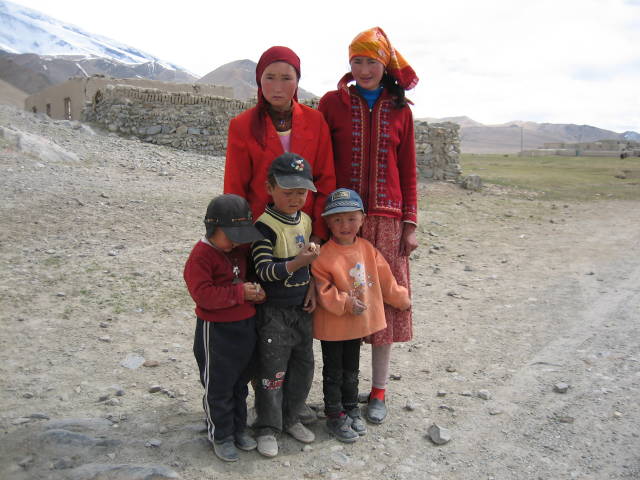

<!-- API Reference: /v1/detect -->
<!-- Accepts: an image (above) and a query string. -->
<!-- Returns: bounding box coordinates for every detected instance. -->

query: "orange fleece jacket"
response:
[312,237,410,341]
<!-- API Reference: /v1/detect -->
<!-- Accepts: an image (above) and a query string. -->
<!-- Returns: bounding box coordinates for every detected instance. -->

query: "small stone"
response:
[426,424,451,445]
[106,453,116,460]
[390,373,402,380]
[477,389,491,400]
[98,394,110,402]
[45,249,56,254]
[404,399,416,411]
[282,460,291,467]
[613,411,623,419]
[99,336,111,343]
[114,389,125,397]
[108,251,118,256]
[554,382,570,393]
[53,456,74,470]
[436,390,447,397]
[23,392,34,399]
[56,292,66,297]
[121,354,145,369]
[99,322,109,328]
[146,438,162,447]
[557,415,575,423]
[149,385,162,393]
[489,408,503,416]
[105,398,120,406]
[464,265,473,271]
[439,404,455,412]
[302,444,313,452]
[460,391,472,397]
[445,366,457,373]
[29,413,49,420]
[159,426,168,434]
[143,360,160,368]
[18,456,34,468]
[12,417,32,425]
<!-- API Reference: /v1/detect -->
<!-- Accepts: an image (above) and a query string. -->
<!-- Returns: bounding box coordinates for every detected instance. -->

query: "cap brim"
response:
[274,175,317,192]
[321,206,365,216]
[221,224,264,244]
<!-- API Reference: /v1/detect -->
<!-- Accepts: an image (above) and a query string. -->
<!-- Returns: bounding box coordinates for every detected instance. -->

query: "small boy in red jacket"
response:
[183,194,265,463]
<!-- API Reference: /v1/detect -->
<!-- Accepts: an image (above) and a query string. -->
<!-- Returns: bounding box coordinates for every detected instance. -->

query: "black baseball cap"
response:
[268,152,317,192]
[204,194,264,244]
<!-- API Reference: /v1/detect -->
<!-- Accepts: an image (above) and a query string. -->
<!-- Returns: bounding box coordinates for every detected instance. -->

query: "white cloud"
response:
[9,0,640,131]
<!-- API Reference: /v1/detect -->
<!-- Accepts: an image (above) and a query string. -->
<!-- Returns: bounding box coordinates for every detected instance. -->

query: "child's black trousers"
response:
[193,316,256,442]
[320,338,361,417]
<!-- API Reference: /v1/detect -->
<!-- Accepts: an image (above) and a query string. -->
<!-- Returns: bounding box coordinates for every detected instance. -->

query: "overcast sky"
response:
[12,0,640,132]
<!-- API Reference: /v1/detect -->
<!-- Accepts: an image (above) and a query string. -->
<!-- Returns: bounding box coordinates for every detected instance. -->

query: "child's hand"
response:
[297,243,320,265]
[243,282,263,302]
[303,281,316,313]
[287,243,320,272]
[347,296,367,315]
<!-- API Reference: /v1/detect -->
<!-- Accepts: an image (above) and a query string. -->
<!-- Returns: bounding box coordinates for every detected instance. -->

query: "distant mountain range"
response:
[1,0,635,153]
[419,116,640,153]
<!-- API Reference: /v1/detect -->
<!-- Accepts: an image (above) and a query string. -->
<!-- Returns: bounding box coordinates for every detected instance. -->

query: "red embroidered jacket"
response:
[318,86,417,224]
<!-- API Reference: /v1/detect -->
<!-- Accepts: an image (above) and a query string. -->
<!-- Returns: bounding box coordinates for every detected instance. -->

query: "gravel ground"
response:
[1,104,639,480]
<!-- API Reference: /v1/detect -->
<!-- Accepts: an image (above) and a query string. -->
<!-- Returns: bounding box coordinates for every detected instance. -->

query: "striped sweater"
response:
[252,205,312,306]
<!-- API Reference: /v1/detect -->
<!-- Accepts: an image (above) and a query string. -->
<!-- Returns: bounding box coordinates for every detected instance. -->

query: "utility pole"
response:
[520,125,524,153]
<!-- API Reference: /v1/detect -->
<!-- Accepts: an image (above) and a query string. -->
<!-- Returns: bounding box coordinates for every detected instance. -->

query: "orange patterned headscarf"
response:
[348,26,418,90]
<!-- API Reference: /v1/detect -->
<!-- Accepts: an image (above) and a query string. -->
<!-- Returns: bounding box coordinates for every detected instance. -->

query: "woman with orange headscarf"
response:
[318,27,419,426]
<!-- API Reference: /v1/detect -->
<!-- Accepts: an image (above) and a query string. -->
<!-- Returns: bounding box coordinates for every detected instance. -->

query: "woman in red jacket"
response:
[224,46,336,242]
[318,27,419,425]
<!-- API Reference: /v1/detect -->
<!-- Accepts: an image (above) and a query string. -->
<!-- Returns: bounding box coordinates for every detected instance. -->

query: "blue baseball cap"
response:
[322,188,365,216]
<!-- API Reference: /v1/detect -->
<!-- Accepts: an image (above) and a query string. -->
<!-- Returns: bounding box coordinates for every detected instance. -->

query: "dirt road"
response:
[1,105,638,479]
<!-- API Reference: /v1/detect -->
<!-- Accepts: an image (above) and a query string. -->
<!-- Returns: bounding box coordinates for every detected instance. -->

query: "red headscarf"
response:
[251,46,301,148]
[346,26,418,91]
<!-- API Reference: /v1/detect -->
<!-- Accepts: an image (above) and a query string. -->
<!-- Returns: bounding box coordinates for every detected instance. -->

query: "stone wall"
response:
[414,121,461,181]
[83,86,462,178]
[83,85,249,154]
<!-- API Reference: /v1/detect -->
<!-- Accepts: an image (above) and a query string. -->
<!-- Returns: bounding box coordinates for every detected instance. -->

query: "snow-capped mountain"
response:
[0,0,187,72]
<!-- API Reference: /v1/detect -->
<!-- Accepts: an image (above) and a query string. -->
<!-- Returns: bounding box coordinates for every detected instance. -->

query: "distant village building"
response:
[24,75,234,121]
[520,139,640,158]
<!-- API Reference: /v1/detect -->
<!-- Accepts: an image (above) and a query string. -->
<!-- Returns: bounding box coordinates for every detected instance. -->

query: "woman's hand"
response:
[400,223,418,256]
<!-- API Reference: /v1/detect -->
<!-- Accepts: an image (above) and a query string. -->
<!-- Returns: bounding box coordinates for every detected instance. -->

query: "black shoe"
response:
[214,437,239,462]
[366,398,387,424]
[326,416,358,443]
[346,407,367,435]
[234,430,257,451]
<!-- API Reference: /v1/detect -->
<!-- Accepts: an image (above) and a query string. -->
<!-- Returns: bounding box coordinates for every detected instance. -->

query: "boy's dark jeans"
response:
[254,304,314,434]
[193,316,256,442]
[320,339,361,417]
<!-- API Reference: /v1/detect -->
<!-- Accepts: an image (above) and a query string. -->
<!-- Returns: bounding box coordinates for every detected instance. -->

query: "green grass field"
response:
[461,154,640,201]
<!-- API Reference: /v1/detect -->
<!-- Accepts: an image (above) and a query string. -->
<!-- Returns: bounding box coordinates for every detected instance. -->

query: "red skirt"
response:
[361,216,413,345]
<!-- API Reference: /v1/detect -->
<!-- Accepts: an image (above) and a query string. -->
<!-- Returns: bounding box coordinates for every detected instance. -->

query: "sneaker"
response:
[298,403,318,425]
[366,398,387,424]
[286,421,315,443]
[256,434,278,458]
[234,430,257,451]
[213,437,239,462]
[346,407,367,436]
[326,416,358,443]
